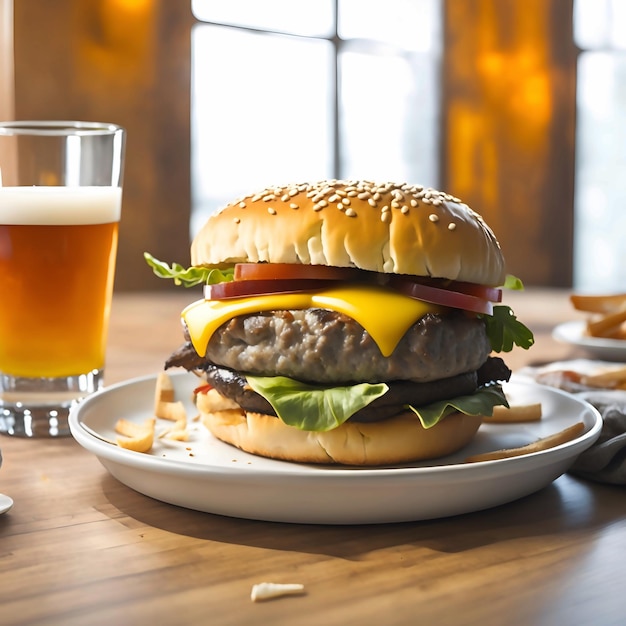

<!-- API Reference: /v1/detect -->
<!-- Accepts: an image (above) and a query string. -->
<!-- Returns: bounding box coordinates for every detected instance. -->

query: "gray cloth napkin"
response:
[569,391,626,485]
[519,361,626,486]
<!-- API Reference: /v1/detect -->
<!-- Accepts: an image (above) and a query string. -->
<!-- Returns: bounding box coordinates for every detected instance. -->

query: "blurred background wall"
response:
[11,0,193,291]
[4,0,625,292]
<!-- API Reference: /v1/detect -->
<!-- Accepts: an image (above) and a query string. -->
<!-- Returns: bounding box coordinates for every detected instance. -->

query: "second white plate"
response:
[69,372,602,525]
[553,320,626,361]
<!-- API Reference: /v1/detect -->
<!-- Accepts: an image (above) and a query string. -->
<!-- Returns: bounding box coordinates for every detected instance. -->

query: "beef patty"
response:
[167,308,492,385]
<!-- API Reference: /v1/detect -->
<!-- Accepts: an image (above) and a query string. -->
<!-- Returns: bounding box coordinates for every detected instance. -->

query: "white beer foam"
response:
[0,186,122,224]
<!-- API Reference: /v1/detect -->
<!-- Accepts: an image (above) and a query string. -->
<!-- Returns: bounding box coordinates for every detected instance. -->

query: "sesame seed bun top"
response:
[191,179,507,286]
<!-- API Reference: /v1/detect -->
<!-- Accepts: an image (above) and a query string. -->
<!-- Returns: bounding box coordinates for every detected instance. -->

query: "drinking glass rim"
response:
[0,121,125,136]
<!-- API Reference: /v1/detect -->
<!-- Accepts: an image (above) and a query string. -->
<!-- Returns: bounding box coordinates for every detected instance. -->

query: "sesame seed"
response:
[233,217,241,224]
[239,181,469,231]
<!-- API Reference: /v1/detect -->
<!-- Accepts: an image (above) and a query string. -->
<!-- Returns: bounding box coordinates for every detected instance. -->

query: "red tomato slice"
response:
[227,263,498,314]
[207,276,492,314]
[234,263,363,282]
[206,278,337,300]
[387,276,493,315]
[413,277,502,303]
[235,263,502,301]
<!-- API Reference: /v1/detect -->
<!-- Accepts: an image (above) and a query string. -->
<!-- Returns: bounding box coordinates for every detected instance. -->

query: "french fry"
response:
[154,371,187,421]
[158,417,189,441]
[115,417,156,453]
[113,373,191,452]
[580,365,626,389]
[115,417,155,438]
[464,422,585,463]
[155,399,187,422]
[483,403,543,423]
[570,293,626,340]
[586,307,626,338]
[570,293,626,314]
[154,371,176,406]
[160,429,189,442]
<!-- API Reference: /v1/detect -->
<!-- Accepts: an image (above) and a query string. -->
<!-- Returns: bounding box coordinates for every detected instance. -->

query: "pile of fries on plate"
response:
[571,292,626,340]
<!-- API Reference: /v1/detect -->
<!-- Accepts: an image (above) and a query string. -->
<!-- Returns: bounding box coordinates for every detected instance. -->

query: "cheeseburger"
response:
[146,179,533,466]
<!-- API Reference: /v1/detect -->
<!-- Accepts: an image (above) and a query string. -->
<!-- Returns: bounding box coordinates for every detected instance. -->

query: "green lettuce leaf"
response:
[481,305,535,353]
[246,375,509,433]
[246,375,388,432]
[475,274,533,352]
[405,385,509,428]
[503,274,525,291]
[144,252,234,287]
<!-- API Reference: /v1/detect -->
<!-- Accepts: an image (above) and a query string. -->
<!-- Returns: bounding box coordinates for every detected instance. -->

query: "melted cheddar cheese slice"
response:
[182,284,442,358]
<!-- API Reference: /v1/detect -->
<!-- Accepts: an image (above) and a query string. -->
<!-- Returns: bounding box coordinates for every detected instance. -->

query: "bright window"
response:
[574,0,626,290]
[190,0,442,237]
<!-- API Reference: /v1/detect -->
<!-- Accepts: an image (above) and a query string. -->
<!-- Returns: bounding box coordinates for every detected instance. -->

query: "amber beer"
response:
[0,186,121,378]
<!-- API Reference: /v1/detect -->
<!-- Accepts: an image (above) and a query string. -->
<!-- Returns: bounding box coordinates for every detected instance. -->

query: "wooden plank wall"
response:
[442,0,578,286]
[12,0,194,291]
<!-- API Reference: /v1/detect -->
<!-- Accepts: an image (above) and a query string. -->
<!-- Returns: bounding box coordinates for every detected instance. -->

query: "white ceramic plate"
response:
[0,493,13,515]
[69,372,602,525]
[553,320,626,361]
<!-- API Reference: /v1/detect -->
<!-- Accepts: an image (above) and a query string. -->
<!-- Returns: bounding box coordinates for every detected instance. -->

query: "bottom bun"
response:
[197,391,483,466]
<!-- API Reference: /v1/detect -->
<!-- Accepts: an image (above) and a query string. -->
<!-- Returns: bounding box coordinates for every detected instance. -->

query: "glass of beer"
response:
[0,121,125,437]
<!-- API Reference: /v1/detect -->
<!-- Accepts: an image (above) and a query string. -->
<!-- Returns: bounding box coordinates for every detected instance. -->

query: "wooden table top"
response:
[1,289,624,625]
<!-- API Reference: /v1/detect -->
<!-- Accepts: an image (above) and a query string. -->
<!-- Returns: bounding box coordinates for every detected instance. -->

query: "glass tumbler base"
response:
[0,369,104,437]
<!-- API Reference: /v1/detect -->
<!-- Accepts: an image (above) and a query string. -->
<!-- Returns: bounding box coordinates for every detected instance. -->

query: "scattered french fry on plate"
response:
[113,372,191,452]
[158,417,189,441]
[484,403,543,423]
[155,399,187,422]
[154,370,176,405]
[464,422,585,463]
[115,417,156,453]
